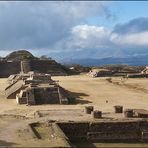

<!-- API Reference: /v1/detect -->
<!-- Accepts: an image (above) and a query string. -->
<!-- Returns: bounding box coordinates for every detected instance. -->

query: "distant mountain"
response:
[60,55,148,66]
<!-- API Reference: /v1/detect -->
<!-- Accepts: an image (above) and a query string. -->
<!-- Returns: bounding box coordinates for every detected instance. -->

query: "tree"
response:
[22,55,34,60]
[40,55,52,60]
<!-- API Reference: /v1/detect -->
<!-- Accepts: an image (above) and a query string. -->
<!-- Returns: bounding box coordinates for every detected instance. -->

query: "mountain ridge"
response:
[60,55,148,66]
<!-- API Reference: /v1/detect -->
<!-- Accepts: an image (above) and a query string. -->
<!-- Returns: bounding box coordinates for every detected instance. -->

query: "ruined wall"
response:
[127,73,148,78]
[58,122,89,140]
[0,61,21,77]
[57,121,148,142]
[88,121,139,142]
[29,122,72,147]
[30,60,67,76]
[0,60,67,77]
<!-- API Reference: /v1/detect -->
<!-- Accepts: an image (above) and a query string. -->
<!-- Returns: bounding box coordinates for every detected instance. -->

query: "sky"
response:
[0,1,148,60]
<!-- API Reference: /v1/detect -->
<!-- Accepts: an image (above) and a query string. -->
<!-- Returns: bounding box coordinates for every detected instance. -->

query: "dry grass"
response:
[0,75,148,146]
[53,75,148,112]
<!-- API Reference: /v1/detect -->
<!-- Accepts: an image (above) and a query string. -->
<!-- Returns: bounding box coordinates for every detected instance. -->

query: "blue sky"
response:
[114,2,148,24]
[0,1,148,60]
[87,1,148,28]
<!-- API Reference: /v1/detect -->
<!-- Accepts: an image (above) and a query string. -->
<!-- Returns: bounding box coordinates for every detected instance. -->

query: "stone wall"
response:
[29,122,72,147]
[0,60,68,77]
[88,121,139,142]
[30,60,67,75]
[57,120,148,142]
[0,61,21,77]
[58,122,89,140]
[127,73,148,78]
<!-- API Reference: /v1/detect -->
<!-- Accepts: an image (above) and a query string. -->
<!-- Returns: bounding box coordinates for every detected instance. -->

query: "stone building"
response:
[89,68,112,77]
[5,60,72,105]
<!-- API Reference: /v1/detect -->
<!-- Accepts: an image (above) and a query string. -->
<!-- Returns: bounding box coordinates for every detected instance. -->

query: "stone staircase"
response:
[5,80,25,99]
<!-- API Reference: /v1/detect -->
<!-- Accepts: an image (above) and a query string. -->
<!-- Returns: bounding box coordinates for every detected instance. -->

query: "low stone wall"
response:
[58,122,89,140]
[89,121,139,132]
[127,73,148,78]
[57,120,148,142]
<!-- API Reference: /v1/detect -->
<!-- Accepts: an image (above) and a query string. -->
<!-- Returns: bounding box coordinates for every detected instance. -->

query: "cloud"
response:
[0,1,112,51]
[53,17,148,55]
[0,2,148,60]
[53,17,148,59]
[72,25,109,40]
[111,17,148,47]
[111,31,148,47]
[48,24,120,59]
[70,24,111,49]
[113,17,148,34]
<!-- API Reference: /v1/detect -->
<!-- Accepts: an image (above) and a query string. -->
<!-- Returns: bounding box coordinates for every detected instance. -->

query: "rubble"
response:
[124,109,134,117]
[114,105,123,113]
[84,106,94,114]
[92,110,102,119]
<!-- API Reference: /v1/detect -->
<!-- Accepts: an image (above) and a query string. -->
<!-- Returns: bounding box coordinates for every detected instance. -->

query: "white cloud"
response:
[65,24,111,49]
[111,31,148,46]
[72,25,110,39]
[66,23,148,50]
[49,22,148,59]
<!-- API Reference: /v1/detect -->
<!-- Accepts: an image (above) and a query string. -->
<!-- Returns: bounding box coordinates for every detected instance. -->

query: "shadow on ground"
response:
[71,140,97,148]
[67,90,92,104]
[0,140,18,146]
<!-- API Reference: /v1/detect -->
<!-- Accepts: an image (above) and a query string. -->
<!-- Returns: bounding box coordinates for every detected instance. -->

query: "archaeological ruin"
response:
[5,61,73,105]
[88,68,113,77]
[127,66,148,78]
[28,105,148,147]
[0,50,72,77]
[1,50,148,147]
